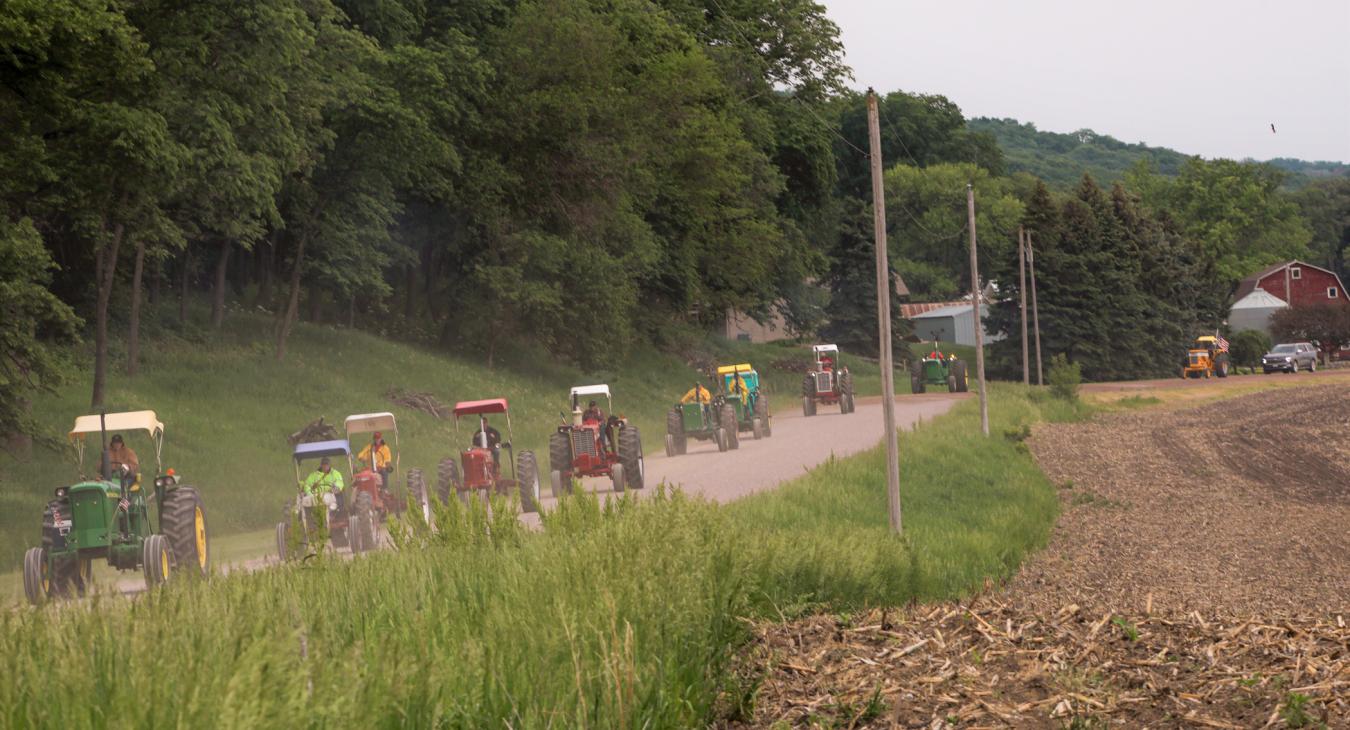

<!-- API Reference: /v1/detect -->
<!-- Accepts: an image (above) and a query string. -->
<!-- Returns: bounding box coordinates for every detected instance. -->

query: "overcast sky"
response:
[822,0,1350,163]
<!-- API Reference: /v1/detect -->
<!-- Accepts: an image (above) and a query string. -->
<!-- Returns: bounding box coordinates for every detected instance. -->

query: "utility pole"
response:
[867,89,902,535]
[1028,231,1044,386]
[967,184,989,437]
[1018,226,1029,386]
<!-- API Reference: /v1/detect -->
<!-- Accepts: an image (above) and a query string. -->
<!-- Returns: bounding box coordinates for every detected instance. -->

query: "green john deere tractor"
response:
[22,411,210,605]
[910,343,969,394]
[715,363,772,440]
[665,383,735,456]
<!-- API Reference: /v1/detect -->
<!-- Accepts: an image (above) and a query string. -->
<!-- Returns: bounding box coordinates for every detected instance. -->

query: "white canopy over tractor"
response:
[569,384,613,413]
[812,344,838,355]
[68,410,165,472]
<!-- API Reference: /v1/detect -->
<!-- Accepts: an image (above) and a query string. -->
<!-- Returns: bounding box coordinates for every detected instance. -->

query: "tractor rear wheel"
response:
[839,372,854,413]
[276,520,290,561]
[618,426,644,490]
[801,374,813,398]
[50,556,88,598]
[142,534,172,588]
[666,408,687,455]
[752,418,764,439]
[802,396,816,417]
[161,487,209,578]
[715,428,729,452]
[436,458,461,505]
[610,463,626,493]
[550,470,566,499]
[352,491,376,553]
[549,432,572,483]
[664,434,676,458]
[911,363,926,394]
[951,361,969,393]
[754,397,771,436]
[517,451,541,513]
[23,547,49,605]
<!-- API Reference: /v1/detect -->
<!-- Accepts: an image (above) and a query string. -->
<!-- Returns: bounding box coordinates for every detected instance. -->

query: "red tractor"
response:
[802,344,856,416]
[435,399,541,513]
[344,412,407,527]
[548,384,645,497]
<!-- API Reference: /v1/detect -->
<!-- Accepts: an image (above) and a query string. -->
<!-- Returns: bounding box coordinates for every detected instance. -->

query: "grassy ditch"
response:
[0,385,1065,728]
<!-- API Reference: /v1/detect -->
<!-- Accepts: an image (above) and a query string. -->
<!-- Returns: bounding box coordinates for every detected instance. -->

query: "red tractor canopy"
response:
[453,398,509,417]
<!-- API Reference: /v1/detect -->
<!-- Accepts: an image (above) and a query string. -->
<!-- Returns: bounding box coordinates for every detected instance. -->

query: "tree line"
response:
[3,0,1349,438]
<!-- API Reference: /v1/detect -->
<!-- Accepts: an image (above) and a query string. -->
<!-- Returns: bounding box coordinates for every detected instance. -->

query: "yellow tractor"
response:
[1181,335,1231,379]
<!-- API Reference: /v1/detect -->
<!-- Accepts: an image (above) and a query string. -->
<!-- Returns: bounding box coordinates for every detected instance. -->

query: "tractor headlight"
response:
[322,492,338,511]
[54,486,68,499]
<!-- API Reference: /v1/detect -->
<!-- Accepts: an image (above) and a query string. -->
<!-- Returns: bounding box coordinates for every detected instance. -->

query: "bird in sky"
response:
[1271,123,1277,134]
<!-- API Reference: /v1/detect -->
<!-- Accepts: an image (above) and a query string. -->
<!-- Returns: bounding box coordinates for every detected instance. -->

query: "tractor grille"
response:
[571,430,598,460]
[815,372,833,392]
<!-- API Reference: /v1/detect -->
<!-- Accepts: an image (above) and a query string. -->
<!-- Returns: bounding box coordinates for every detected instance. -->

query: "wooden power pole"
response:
[967,184,989,437]
[866,89,902,535]
[1018,226,1029,386]
[1028,231,1044,386]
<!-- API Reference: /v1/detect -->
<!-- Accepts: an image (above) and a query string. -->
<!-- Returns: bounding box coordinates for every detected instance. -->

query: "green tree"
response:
[0,218,81,442]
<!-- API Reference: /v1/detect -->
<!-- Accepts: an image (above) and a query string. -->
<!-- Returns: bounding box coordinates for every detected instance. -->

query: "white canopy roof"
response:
[69,411,163,440]
[1231,287,1288,310]
[569,384,611,399]
[345,412,397,435]
[812,344,838,354]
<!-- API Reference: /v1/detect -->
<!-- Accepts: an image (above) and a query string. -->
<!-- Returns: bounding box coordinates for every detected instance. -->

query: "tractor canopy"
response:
[344,412,396,437]
[453,398,509,417]
[1194,335,1228,352]
[293,440,352,463]
[812,344,839,356]
[717,363,759,393]
[69,410,165,473]
[569,384,612,413]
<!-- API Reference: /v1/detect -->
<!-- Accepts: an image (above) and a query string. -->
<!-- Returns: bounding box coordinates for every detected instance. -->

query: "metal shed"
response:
[908,303,1004,347]
[1229,287,1287,335]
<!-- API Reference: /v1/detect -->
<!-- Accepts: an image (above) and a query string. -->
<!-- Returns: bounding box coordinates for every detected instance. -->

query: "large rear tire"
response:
[951,360,969,393]
[617,425,644,490]
[161,487,209,578]
[664,433,676,458]
[754,397,771,436]
[839,372,854,413]
[752,418,764,440]
[802,396,816,417]
[23,547,48,605]
[516,451,541,513]
[436,457,460,505]
[275,520,290,562]
[666,408,687,456]
[550,470,566,499]
[716,428,729,452]
[406,468,427,518]
[911,363,926,394]
[142,534,172,588]
[610,463,626,493]
[549,432,572,483]
[801,374,813,398]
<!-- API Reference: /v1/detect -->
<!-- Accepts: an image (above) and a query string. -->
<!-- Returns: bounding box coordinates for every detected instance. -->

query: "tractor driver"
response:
[680,383,712,405]
[473,419,503,465]
[820,354,834,371]
[726,372,749,400]
[303,457,346,510]
[102,434,140,488]
[584,400,609,449]
[358,432,393,490]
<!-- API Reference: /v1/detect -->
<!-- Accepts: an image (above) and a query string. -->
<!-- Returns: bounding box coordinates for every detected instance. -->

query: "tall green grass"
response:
[0,307,866,571]
[0,385,1064,728]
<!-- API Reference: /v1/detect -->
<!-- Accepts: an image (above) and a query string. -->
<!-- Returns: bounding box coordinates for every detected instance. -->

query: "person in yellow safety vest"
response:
[680,383,712,404]
[357,432,393,490]
[725,373,749,400]
[302,457,345,496]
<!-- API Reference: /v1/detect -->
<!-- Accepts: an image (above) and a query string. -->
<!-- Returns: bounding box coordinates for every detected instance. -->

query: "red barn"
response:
[1235,260,1348,308]
[1233,260,1350,360]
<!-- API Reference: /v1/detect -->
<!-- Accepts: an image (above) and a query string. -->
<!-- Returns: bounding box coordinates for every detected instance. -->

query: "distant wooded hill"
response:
[968,117,1349,189]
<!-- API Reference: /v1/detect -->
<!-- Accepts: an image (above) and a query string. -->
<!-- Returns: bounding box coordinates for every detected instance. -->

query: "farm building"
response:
[1233,260,1348,309]
[907,302,1004,347]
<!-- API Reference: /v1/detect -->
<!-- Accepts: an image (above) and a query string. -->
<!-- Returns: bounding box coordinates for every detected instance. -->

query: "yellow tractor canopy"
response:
[716,363,754,376]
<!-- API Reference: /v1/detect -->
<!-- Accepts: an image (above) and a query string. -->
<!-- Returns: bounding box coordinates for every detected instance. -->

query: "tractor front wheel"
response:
[618,426,644,490]
[161,487,209,578]
[752,417,764,440]
[517,451,541,513]
[351,491,376,553]
[276,521,290,562]
[142,534,173,588]
[610,463,626,493]
[23,547,49,605]
[666,408,687,455]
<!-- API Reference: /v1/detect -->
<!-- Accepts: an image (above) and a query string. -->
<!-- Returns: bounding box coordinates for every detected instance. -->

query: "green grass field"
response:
[0,305,922,573]
[0,384,1064,728]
